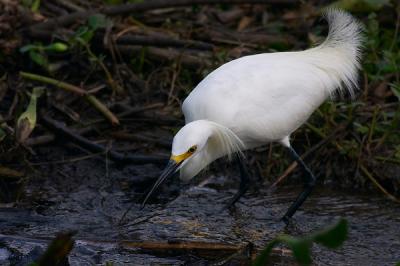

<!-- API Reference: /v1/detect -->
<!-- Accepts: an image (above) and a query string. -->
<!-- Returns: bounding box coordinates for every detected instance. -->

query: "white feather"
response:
[307,8,364,98]
[173,8,363,180]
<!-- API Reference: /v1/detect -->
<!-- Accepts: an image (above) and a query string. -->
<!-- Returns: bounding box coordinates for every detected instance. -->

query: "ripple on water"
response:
[0,166,399,265]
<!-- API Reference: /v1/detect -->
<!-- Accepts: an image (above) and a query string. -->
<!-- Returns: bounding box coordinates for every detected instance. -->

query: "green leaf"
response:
[103,0,123,4]
[73,26,94,44]
[44,42,69,52]
[328,0,390,12]
[395,262,400,266]
[29,50,48,67]
[312,219,348,248]
[279,236,312,265]
[0,114,7,143]
[20,44,38,53]
[252,239,279,266]
[252,219,348,266]
[88,14,110,30]
[16,87,45,143]
[31,0,41,12]
[0,127,6,142]
[390,83,400,101]
[32,231,75,266]
[353,122,369,134]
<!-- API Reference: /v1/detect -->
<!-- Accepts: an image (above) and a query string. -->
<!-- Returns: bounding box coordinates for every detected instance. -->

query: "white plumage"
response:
[177,9,363,180]
[142,9,363,219]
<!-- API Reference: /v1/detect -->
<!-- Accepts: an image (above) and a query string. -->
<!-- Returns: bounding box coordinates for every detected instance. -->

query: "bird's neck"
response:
[204,120,244,161]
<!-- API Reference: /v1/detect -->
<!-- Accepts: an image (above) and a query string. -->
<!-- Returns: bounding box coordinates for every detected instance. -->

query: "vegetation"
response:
[30,231,75,266]
[253,219,348,266]
[0,0,398,197]
[0,0,399,265]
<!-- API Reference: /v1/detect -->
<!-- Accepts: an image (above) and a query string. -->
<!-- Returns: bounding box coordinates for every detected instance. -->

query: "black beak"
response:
[141,160,180,209]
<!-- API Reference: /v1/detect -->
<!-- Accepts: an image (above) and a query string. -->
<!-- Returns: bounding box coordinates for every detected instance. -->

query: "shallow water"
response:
[0,158,399,265]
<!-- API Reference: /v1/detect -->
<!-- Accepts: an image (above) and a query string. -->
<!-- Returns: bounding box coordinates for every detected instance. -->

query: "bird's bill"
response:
[141,159,181,209]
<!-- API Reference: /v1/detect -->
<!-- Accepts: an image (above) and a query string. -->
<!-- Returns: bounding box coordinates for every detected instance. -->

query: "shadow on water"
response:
[0,157,399,265]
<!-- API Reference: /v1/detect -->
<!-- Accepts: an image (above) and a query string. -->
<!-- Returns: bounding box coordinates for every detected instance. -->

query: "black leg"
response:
[226,156,250,208]
[281,147,316,224]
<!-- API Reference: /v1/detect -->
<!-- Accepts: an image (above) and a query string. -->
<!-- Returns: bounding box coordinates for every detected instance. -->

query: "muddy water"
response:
[0,158,399,265]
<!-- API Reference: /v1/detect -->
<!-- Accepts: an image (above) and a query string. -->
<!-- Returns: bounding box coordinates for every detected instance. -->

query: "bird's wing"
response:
[182,52,329,144]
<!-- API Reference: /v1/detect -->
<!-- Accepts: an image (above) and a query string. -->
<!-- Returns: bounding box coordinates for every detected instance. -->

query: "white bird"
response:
[142,9,363,223]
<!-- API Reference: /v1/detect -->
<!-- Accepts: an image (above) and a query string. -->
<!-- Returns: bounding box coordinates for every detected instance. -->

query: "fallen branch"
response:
[111,132,171,148]
[116,45,212,68]
[198,27,296,47]
[114,34,214,50]
[25,125,95,147]
[0,166,24,178]
[116,103,164,117]
[102,0,298,16]
[86,95,120,126]
[121,240,242,251]
[41,115,168,165]
[20,72,87,96]
[26,103,166,147]
[359,164,400,204]
[20,72,120,125]
[30,0,298,30]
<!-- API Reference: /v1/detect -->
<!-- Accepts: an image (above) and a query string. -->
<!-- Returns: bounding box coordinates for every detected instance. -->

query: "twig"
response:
[116,45,211,68]
[25,125,95,146]
[111,132,171,148]
[269,123,348,188]
[20,72,87,96]
[86,95,120,126]
[41,115,168,165]
[116,103,164,117]
[51,102,80,122]
[374,156,400,165]
[41,1,69,16]
[102,0,298,16]
[80,41,124,94]
[25,134,56,146]
[0,166,24,178]
[119,116,183,126]
[54,0,86,12]
[121,240,242,251]
[359,164,400,203]
[0,233,251,256]
[29,152,105,165]
[20,71,120,126]
[198,27,296,47]
[114,34,214,50]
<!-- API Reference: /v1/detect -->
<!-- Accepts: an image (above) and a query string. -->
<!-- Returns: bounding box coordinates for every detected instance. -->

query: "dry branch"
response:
[41,115,168,165]
[20,72,87,96]
[114,34,214,50]
[30,0,299,30]
[102,0,298,16]
[117,45,212,68]
[85,95,120,126]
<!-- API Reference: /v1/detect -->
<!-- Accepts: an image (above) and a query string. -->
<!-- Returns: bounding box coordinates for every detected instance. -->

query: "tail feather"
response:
[308,8,364,99]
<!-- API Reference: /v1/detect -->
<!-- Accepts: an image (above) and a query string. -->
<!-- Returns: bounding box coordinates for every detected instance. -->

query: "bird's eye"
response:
[188,145,197,153]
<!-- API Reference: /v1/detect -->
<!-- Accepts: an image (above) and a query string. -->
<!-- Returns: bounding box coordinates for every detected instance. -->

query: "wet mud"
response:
[0,156,399,265]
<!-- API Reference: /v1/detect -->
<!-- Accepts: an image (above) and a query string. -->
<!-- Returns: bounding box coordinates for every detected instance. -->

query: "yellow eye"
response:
[188,145,197,153]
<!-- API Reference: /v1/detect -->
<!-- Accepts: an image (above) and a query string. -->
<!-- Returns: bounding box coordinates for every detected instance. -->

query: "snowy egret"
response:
[142,9,363,223]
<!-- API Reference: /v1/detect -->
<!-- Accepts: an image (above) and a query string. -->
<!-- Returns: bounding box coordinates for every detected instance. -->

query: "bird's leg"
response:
[226,155,250,208]
[282,146,316,224]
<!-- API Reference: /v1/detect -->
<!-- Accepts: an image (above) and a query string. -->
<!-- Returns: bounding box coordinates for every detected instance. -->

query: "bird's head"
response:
[171,120,212,167]
[141,120,243,208]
